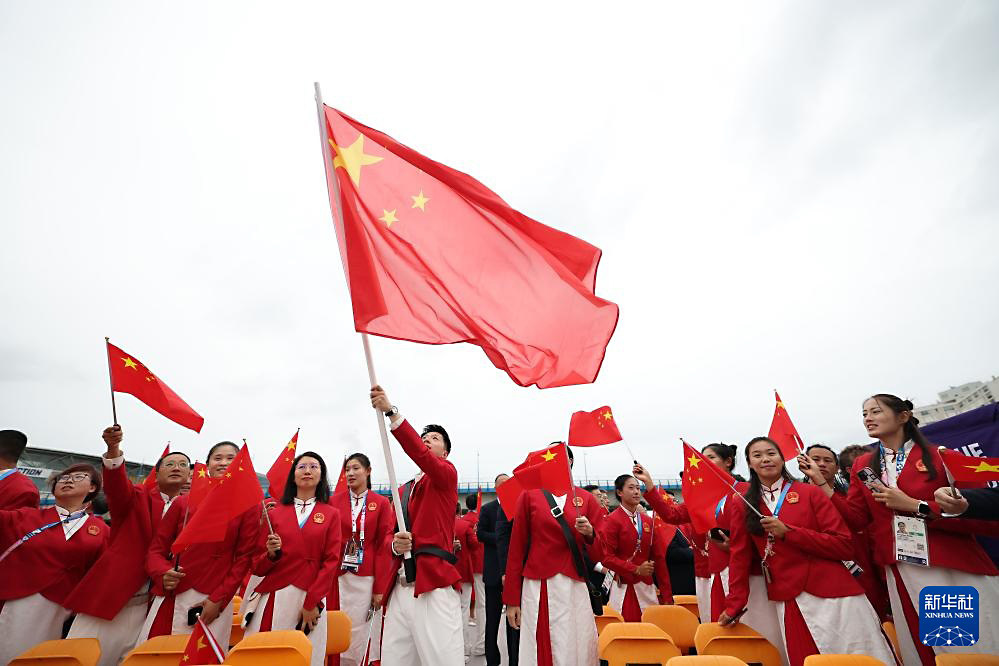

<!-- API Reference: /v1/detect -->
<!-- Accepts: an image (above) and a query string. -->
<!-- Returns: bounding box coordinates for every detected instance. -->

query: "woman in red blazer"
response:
[140,441,260,648]
[810,394,999,665]
[0,464,108,664]
[600,474,671,621]
[332,452,394,666]
[247,451,341,666]
[718,437,894,666]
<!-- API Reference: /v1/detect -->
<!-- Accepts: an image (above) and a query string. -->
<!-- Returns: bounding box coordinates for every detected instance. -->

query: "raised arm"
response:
[370,385,457,489]
[100,426,140,528]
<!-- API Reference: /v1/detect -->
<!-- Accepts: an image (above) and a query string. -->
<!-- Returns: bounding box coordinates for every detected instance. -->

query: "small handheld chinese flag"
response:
[142,444,170,489]
[568,406,623,447]
[105,340,204,432]
[187,462,217,509]
[768,391,805,460]
[938,448,999,483]
[497,443,574,519]
[331,457,347,496]
[681,441,736,533]
[172,445,263,554]
[265,429,299,500]
[180,617,224,664]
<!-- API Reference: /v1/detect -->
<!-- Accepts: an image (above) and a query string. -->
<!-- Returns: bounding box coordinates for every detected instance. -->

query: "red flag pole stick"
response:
[679,438,763,518]
[104,337,119,426]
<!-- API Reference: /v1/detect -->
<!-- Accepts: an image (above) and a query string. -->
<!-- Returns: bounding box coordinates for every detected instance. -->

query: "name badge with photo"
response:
[894,514,929,566]
[342,539,364,571]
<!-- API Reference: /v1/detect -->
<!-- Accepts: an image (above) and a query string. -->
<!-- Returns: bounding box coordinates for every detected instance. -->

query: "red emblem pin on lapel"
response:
[87,524,100,536]
[313,512,325,524]
[786,492,799,504]
[368,502,378,511]
[573,497,584,507]
[916,460,927,472]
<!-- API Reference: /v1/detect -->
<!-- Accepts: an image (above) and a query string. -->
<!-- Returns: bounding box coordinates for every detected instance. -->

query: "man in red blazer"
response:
[65,426,188,666]
[370,384,464,666]
[0,429,40,510]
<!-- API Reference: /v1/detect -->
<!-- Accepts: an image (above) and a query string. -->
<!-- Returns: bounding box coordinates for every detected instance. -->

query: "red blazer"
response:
[723,481,861,616]
[831,450,999,575]
[331,488,394,594]
[380,420,462,598]
[462,510,484,574]
[253,503,341,610]
[0,471,40,511]
[146,495,261,606]
[503,487,606,606]
[64,463,169,619]
[600,507,671,602]
[454,516,479,584]
[0,507,107,604]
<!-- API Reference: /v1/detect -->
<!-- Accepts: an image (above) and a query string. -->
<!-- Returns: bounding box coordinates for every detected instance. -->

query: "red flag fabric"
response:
[331,457,347,496]
[187,462,217,510]
[477,485,483,513]
[938,448,999,483]
[320,106,619,389]
[266,430,299,500]
[180,617,224,664]
[768,391,805,460]
[568,406,623,447]
[681,441,736,533]
[172,445,263,554]
[497,443,574,519]
[142,444,170,489]
[106,341,204,432]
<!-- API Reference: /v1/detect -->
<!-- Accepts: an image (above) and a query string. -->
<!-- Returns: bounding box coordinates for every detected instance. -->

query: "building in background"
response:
[914,376,999,425]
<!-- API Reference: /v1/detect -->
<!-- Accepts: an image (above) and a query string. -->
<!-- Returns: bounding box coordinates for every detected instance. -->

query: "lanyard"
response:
[715,496,727,519]
[0,509,87,564]
[0,469,16,483]
[878,443,906,486]
[351,492,368,544]
[770,483,792,518]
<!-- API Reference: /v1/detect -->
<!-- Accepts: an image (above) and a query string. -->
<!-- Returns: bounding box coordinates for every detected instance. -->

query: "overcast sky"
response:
[2,1,998,484]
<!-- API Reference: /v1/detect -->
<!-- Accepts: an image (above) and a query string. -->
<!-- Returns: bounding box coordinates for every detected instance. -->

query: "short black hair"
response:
[494,473,509,484]
[51,463,101,503]
[0,430,28,463]
[465,494,477,510]
[155,451,192,472]
[582,484,600,492]
[421,424,451,453]
[207,441,239,460]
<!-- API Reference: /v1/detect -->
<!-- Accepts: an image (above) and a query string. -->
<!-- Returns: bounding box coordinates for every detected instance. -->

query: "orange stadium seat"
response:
[693,622,764,655]
[804,656,888,666]
[668,656,748,666]
[9,638,101,666]
[935,656,999,666]
[325,610,352,659]
[596,612,624,635]
[232,595,242,614]
[599,622,681,666]
[700,635,781,666]
[644,604,700,654]
[882,621,901,660]
[225,629,311,665]
[230,613,245,648]
[122,635,190,665]
[673,594,702,620]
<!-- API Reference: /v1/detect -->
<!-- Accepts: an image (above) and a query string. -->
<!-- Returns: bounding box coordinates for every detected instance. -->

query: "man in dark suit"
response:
[479,473,518,666]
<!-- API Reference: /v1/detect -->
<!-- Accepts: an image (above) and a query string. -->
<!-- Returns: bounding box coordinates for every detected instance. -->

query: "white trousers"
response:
[745,574,788,666]
[519,574,597,666]
[777,591,895,665]
[68,592,149,666]
[0,593,71,664]
[608,579,658,618]
[888,563,999,665]
[471,573,486,656]
[381,583,464,666]
[338,573,383,666]
[245,586,327,666]
[460,581,474,656]
[136,588,234,650]
[695,575,712,624]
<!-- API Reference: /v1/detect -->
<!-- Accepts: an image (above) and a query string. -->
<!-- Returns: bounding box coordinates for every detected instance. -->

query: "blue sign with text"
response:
[919,586,979,647]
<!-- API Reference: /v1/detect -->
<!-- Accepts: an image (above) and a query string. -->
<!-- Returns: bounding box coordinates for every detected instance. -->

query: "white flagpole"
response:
[314,82,412,566]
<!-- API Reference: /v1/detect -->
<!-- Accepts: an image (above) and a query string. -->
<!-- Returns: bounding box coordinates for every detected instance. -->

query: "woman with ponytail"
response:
[803,394,999,664]
[719,437,894,666]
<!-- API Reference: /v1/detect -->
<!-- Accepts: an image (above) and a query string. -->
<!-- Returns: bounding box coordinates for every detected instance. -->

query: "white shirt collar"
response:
[55,505,88,540]
[294,497,317,508]
[350,489,367,502]
[761,477,784,500]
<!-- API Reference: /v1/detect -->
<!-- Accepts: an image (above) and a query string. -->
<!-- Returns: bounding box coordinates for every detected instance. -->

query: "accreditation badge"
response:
[894,514,929,566]
[342,538,363,571]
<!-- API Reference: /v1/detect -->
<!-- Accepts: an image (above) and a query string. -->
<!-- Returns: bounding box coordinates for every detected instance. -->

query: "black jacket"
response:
[478,499,512,586]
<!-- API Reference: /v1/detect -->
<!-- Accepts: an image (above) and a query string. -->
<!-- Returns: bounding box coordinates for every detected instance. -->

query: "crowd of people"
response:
[0,389,997,666]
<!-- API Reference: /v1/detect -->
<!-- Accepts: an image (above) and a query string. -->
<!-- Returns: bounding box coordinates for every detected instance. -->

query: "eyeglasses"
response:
[161,460,190,470]
[296,463,321,472]
[57,473,92,483]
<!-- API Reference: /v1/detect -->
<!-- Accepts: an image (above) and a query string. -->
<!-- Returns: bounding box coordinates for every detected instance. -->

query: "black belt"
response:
[414,546,458,565]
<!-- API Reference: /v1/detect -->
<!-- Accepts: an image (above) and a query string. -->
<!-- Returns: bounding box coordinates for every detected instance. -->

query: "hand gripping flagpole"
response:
[314,82,413,576]
[680,438,764,519]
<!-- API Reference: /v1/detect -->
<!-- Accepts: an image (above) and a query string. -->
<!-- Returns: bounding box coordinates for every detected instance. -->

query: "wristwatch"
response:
[384,406,399,418]
[916,500,931,518]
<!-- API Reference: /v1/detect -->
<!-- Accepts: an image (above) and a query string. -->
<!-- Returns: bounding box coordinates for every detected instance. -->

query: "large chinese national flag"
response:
[266,430,299,500]
[106,341,204,432]
[497,443,574,519]
[681,441,735,533]
[768,391,805,460]
[172,445,263,554]
[319,105,619,389]
[938,448,999,483]
[568,406,623,447]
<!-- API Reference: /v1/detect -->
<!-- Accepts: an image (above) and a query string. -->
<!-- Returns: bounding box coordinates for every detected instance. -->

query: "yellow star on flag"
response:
[379,209,399,227]
[197,469,206,478]
[687,454,701,469]
[541,449,557,462]
[776,401,785,411]
[411,190,430,211]
[285,440,297,452]
[967,461,999,474]
[197,638,207,650]
[330,135,383,187]
[603,410,614,421]
[122,357,138,370]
